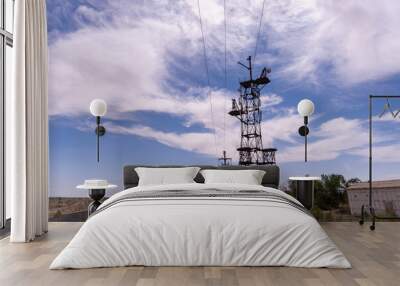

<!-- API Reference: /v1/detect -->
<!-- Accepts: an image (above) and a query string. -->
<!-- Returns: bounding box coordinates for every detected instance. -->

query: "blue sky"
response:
[47,0,400,197]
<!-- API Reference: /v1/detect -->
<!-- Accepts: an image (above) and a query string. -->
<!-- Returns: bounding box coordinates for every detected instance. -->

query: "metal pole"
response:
[360,94,400,229]
[305,132,307,162]
[304,116,308,162]
[369,95,372,207]
[96,116,100,162]
[248,56,253,80]
[97,132,99,162]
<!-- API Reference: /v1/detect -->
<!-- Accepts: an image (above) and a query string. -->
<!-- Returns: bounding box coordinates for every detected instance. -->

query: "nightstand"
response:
[77,180,117,216]
[289,176,321,210]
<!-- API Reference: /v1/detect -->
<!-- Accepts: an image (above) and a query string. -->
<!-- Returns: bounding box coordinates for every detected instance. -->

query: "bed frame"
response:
[123,165,280,189]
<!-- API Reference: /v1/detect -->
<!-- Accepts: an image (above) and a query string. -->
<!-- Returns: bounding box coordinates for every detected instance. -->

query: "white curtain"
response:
[9,0,49,242]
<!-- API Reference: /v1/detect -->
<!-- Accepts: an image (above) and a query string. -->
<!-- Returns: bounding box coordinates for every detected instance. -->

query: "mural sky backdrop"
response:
[47,0,400,197]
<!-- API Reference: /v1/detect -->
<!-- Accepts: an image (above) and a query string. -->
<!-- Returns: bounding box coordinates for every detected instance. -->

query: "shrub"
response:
[311,206,322,220]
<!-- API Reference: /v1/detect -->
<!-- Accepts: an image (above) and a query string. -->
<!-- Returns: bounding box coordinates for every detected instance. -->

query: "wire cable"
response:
[196,0,218,158]
[223,0,227,152]
[253,0,266,64]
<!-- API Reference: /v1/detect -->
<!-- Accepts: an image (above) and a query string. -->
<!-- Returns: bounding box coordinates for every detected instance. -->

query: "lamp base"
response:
[295,180,314,210]
[88,189,106,216]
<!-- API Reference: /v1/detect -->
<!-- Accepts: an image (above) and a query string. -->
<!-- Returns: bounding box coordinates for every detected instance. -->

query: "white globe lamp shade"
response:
[90,99,107,117]
[297,99,315,117]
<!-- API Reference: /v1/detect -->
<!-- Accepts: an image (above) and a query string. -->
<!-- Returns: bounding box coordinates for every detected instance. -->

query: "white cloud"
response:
[265,0,400,84]
[48,0,400,163]
[105,114,400,164]
[278,116,400,162]
[261,93,283,107]
[49,0,400,118]
[49,26,172,117]
[104,109,300,161]
[349,144,400,163]
[108,124,221,158]
[278,117,367,162]
[47,1,287,158]
[372,111,400,122]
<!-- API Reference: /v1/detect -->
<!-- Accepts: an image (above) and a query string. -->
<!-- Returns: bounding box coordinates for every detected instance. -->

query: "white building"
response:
[346,180,400,217]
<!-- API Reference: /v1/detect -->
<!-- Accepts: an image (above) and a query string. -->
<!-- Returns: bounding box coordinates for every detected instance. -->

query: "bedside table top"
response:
[289,176,321,181]
[77,179,118,190]
[77,185,117,190]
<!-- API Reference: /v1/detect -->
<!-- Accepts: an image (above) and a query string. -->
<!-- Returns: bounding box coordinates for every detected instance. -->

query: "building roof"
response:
[347,179,400,190]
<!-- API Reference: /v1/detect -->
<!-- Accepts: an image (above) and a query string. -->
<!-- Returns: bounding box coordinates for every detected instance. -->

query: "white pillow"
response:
[135,167,200,186]
[200,169,266,185]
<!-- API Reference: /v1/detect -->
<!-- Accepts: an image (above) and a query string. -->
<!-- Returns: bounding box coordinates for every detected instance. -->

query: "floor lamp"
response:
[359,95,400,231]
[89,99,107,162]
[297,99,315,162]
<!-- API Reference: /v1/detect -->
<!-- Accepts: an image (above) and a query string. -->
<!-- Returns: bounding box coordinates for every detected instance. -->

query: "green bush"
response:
[289,174,361,211]
[323,211,334,221]
[54,209,63,217]
[311,206,322,220]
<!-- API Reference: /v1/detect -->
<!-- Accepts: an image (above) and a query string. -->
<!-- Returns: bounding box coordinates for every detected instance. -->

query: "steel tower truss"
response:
[229,56,276,165]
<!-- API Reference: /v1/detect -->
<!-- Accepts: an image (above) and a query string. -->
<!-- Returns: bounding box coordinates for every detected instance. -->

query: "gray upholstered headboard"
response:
[123,165,280,189]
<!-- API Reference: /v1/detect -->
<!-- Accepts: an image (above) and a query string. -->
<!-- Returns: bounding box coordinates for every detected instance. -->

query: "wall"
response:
[347,188,400,217]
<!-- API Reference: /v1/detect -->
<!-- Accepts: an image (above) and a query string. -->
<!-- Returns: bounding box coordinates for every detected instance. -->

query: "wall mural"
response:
[47,0,400,221]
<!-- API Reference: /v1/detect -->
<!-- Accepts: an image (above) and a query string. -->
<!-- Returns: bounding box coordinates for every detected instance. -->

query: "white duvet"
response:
[50,183,351,269]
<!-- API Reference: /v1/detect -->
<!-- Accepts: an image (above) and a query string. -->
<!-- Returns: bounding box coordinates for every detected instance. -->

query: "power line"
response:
[223,0,227,151]
[196,0,218,157]
[253,0,266,64]
[197,0,210,87]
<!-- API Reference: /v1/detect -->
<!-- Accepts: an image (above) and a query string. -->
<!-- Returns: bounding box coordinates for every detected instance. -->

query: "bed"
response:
[50,165,350,269]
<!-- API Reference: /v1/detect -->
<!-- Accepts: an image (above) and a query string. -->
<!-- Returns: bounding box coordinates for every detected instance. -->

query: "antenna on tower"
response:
[218,150,232,166]
[228,56,277,165]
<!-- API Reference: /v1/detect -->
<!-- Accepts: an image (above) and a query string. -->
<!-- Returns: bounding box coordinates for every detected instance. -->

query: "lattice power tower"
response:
[229,56,277,165]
